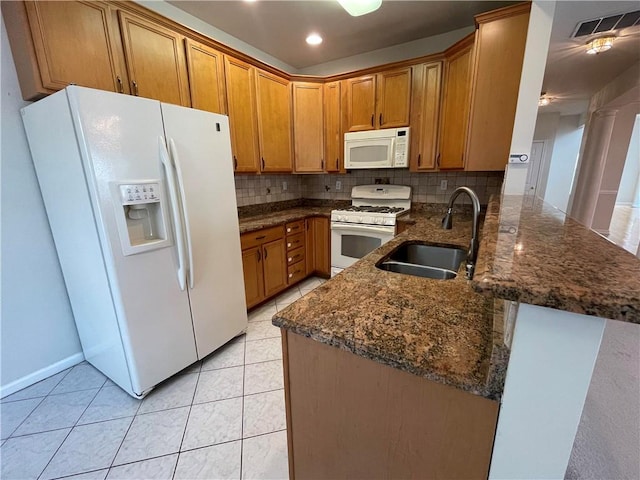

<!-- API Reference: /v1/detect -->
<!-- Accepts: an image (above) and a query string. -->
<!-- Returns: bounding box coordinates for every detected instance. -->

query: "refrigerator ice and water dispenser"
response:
[114,181,170,256]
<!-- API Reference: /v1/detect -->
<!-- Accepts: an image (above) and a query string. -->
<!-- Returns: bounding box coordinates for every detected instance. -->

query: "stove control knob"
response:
[373,217,382,224]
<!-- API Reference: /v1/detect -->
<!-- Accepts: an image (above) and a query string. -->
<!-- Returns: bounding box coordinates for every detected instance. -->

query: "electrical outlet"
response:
[440,179,448,190]
[336,180,342,191]
[282,181,288,191]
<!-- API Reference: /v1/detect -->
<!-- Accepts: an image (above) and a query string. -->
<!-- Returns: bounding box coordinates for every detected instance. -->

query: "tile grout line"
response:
[170,360,202,479]
[3,395,47,440]
[106,381,145,474]
[240,326,248,480]
[36,375,105,480]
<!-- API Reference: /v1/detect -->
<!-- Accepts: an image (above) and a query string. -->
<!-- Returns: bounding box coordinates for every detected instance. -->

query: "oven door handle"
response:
[331,223,395,235]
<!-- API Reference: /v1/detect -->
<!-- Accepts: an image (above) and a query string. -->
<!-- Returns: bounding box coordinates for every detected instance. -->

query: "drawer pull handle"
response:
[289,273,293,278]
[255,235,266,240]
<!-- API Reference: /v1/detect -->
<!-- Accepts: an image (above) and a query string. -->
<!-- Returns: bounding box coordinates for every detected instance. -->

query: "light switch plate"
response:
[336,180,342,191]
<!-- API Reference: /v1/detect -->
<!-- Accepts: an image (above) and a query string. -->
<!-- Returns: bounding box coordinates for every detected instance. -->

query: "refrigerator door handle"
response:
[169,138,195,290]
[159,137,187,291]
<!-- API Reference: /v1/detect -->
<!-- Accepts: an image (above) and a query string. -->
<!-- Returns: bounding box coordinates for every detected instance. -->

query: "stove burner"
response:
[344,205,405,213]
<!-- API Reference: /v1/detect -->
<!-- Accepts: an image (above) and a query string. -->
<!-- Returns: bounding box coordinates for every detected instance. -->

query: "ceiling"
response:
[167,1,516,69]
[541,1,640,115]
[167,0,640,116]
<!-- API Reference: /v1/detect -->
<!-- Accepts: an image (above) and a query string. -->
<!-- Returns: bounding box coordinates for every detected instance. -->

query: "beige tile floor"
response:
[0,277,325,480]
[605,205,640,256]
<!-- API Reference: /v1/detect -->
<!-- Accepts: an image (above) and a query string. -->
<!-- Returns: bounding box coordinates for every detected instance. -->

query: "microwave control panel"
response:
[394,128,410,167]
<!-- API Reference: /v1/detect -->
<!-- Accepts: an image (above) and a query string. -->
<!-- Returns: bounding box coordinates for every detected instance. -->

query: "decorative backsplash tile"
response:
[235,170,503,207]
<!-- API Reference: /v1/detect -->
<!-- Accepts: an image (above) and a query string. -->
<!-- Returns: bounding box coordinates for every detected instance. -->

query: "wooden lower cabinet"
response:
[282,330,499,479]
[242,218,330,309]
[305,217,330,278]
[240,226,286,309]
[241,246,264,308]
[262,238,287,297]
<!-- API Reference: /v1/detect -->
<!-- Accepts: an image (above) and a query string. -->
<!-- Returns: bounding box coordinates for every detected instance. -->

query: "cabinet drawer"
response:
[286,220,304,236]
[287,260,306,285]
[287,246,305,266]
[241,226,284,250]
[286,233,305,251]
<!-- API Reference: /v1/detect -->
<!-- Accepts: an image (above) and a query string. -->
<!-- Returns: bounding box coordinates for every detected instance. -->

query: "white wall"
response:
[533,112,560,199]
[616,114,640,206]
[0,17,82,397]
[544,115,584,212]
[503,0,556,195]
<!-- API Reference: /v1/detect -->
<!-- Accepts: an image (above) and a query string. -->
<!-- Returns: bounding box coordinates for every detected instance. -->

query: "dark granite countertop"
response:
[472,195,640,323]
[271,209,506,400]
[238,207,332,234]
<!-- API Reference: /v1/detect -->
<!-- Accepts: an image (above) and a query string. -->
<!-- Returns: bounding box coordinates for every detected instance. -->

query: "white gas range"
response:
[330,185,411,276]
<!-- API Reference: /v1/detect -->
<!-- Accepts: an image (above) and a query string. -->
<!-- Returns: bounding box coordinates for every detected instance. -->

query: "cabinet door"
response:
[439,44,473,170]
[118,10,190,106]
[312,217,331,277]
[292,82,324,173]
[20,1,126,95]
[324,81,342,173]
[224,57,260,173]
[185,38,226,114]
[255,70,293,172]
[242,246,264,309]
[376,68,411,128]
[263,238,287,298]
[465,7,530,171]
[345,75,376,132]
[410,62,442,171]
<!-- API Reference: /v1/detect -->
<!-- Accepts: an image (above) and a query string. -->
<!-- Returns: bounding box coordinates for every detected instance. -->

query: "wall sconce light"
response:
[337,0,382,17]
[538,94,551,107]
[586,36,615,54]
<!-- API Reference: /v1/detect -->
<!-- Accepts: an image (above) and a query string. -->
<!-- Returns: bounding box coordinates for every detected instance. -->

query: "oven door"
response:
[331,222,395,270]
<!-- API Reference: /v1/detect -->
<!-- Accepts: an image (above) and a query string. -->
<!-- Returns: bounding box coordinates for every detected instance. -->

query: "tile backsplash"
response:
[235,170,503,207]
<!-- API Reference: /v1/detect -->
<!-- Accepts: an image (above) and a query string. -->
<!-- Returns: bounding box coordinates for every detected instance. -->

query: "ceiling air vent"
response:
[572,10,640,37]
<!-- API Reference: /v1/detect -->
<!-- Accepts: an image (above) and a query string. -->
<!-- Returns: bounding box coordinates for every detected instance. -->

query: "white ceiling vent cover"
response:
[572,10,640,38]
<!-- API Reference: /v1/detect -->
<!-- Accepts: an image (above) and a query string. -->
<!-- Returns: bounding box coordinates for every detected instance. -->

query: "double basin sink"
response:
[376,241,467,280]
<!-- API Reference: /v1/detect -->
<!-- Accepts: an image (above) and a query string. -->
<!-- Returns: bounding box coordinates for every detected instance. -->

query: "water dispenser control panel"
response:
[119,183,161,205]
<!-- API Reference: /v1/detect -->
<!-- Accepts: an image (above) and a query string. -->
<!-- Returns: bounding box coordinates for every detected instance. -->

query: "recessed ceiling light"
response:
[306,33,323,46]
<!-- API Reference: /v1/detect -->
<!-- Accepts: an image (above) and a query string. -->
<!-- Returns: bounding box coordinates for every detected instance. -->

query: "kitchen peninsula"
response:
[272,195,640,479]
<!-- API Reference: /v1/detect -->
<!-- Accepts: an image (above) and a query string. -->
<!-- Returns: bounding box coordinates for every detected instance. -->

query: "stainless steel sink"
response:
[376,242,467,280]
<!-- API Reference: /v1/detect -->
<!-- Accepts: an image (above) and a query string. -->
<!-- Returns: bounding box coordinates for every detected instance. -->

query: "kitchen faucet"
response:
[442,186,481,280]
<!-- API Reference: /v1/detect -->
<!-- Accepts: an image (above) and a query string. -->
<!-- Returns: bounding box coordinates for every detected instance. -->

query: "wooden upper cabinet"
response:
[376,68,412,128]
[255,69,293,172]
[345,75,376,132]
[344,69,412,132]
[118,10,190,107]
[324,81,342,173]
[185,38,226,114]
[224,56,260,173]
[438,38,473,170]
[292,82,324,173]
[465,4,530,171]
[410,62,442,171]
[2,1,127,100]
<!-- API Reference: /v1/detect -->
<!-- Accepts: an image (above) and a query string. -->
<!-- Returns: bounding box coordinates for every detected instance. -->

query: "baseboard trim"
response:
[0,352,85,399]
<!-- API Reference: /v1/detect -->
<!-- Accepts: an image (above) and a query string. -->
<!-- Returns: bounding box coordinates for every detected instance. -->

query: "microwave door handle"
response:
[390,138,396,166]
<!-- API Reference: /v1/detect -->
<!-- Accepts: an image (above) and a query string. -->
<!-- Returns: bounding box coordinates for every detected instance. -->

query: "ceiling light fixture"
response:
[538,94,551,107]
[337,0,382,17]
[306,33,323,46]
[586,36,615,54]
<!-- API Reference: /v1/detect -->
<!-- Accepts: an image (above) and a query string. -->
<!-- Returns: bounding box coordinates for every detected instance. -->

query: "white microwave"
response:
[344,127,410,169]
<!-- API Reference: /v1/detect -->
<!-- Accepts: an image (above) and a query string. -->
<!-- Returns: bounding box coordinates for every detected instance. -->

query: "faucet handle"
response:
[465,262,475,280]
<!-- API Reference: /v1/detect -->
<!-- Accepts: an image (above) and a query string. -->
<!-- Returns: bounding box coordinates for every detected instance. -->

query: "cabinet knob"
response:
[131,80,139,96]
[116,76,124,93]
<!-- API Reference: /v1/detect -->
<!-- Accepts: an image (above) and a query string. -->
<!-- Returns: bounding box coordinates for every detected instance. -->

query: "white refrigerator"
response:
[22,86,248,398]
